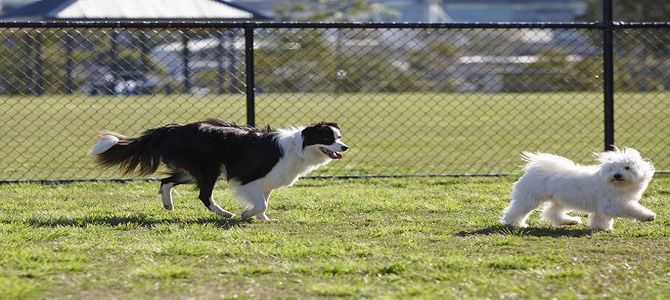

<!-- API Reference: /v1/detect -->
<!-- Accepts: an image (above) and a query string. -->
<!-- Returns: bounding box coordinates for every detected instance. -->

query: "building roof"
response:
[3,0,269,21]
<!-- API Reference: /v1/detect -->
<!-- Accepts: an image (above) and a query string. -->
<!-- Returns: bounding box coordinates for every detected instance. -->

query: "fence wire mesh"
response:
[614,28,670,169]
[0,24,667,181]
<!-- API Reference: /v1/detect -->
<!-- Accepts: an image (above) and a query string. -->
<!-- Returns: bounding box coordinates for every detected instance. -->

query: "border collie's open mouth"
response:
[320,147,343,159]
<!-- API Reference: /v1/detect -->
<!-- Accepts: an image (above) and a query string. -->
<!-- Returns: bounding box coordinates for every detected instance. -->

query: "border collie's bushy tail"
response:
[88,126,175,175]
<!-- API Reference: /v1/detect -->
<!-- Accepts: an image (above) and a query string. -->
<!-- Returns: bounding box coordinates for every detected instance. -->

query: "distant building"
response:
[3,0,268,21]
[3,0,591,22]
[0,0,268,95]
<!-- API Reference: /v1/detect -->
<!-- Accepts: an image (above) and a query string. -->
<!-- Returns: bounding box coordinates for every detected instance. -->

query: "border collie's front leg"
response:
[237,184,267,220]
[196,175,234,218]
[254,190,273,220]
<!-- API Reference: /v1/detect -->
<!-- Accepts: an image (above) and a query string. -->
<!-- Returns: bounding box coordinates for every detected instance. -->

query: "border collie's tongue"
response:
[319,147,342,159]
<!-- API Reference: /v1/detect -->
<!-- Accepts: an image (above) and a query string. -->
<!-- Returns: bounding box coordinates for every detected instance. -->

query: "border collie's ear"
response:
[324,122,339,129]
[309,121,339,129]
[301,125,318,148]
[301,124,317,136]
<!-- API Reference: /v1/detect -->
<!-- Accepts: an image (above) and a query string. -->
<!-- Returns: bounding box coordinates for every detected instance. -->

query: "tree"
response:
[579,0,670,90]
[578,0,670,22]
[579,0,670,56]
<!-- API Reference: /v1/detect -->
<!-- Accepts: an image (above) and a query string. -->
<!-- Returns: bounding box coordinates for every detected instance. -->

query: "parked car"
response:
[86,72,163,95]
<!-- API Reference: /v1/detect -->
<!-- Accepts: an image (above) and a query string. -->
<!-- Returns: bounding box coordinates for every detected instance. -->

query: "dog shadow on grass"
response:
[21,214,250,230]
[456,225,594,238]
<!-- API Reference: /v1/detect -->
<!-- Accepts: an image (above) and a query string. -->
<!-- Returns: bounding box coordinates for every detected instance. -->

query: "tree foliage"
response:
[578,0,670,22]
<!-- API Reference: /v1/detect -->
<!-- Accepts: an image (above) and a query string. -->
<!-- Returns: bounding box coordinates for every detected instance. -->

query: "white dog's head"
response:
[594,147,654,188]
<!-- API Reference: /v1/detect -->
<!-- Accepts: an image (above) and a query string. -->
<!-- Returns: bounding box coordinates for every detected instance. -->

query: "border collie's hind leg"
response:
[196,172,234,218]
[159,171,194,210]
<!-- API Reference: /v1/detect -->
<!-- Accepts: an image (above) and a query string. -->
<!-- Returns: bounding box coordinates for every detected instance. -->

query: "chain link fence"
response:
[0,22,668,181]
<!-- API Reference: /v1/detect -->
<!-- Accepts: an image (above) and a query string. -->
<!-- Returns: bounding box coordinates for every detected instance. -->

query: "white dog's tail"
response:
[521,151,577,173]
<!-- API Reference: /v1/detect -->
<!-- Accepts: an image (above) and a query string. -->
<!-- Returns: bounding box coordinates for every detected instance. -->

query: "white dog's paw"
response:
[501,221,528,228]
[559,216,581,226]
[639,213,656,222]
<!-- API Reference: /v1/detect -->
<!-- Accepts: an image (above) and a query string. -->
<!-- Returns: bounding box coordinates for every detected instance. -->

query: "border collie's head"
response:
[302,122,348,160]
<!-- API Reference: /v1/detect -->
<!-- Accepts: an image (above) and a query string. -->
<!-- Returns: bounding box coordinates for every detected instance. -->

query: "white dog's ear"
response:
[594,150,616,163]
[595,146,642,163]
[619,146,641,158]
[643,158,656,176]
[594,145,620,163]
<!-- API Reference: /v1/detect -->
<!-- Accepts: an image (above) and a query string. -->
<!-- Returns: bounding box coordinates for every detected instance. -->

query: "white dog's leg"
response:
[501,194,543,228]
[614,202,656,222]
[542,202,581,226]
[589,213,614,231]
[237,183,268,220]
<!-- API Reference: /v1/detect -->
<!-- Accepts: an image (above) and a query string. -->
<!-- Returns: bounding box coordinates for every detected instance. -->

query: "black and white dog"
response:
[88,119,348,220]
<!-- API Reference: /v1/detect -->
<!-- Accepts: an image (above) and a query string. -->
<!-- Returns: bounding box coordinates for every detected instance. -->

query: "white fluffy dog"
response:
[501,147,656,231]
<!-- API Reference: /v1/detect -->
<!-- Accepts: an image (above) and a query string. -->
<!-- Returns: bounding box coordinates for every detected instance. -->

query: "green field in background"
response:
[0,92,667,180]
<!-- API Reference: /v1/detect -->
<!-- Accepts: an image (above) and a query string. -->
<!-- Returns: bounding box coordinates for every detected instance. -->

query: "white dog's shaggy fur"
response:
[501,147,656,231]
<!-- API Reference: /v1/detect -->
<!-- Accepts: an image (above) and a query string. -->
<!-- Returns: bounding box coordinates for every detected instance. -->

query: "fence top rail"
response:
[0,20,616,29]
[613,21,670,28]
[2,20,669,30]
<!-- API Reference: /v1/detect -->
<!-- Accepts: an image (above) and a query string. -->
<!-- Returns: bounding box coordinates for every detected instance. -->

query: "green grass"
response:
[1,92,669,180]
[1,176,670,298]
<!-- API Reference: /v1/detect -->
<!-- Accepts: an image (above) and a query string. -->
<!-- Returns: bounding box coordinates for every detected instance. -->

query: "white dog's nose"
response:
[341,144,349,152]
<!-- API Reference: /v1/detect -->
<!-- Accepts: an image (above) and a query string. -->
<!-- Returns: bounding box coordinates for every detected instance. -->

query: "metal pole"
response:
[216,30,226,94]
[22,32,34,94]
[244,26,255,127]
[110,30,118,69]
[64,32,74,94]
[602,0,614,151]
[228,30,238,93]
[182,31,191,94]
[140,31,150,72]
[33,32,44,95]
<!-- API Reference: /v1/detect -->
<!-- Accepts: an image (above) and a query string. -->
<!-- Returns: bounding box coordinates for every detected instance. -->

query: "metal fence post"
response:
[64,31,74,94]
[182,31,191,94]
[33,33,45,95]
[22,31,34,94]
[140,31,151,73]
[602,0,615,151]
[216,30,226,95]
[227,30,238,93]
[245,25,255,127]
